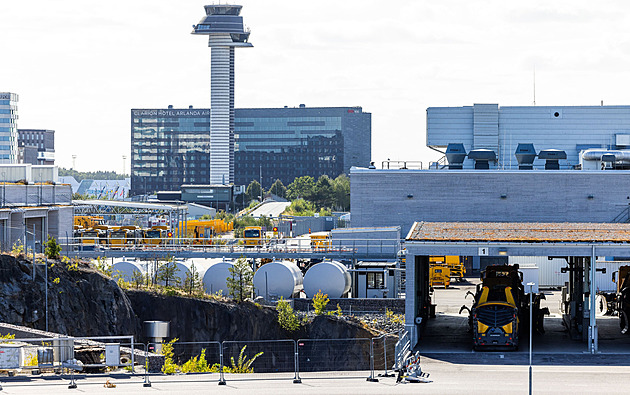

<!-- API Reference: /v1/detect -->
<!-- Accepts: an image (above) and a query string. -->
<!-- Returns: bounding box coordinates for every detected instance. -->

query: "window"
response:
[367,272,384,289]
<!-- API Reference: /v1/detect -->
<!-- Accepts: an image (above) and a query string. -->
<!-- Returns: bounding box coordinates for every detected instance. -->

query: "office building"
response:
[17,129,55,165]
[0,92,19,163]
[234,105,371,187]
[130,105,371,196]
[192,4,252,185]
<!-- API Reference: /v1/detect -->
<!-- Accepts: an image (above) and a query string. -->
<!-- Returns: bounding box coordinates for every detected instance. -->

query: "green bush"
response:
[312,290,330,315]
[44,236,62,259]
[277,298,300,332]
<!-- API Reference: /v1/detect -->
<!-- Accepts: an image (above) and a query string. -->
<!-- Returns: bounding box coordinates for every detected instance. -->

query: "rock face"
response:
[126,290,286,343]
[0,254,137,337]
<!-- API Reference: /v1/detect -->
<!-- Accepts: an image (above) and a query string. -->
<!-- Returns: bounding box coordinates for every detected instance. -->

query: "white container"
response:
[254,260,303,300]
[303,260,351,298]
[110,260,144,283]
[202,259,234,296]
[0,164,32,183]
[0,344,24,369]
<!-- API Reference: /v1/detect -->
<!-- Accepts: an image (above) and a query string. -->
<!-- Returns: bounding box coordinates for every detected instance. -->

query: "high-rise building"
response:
[130,105,372,195]
[0,92,19,163]
[17,129,55,165]
[191,4,252,185]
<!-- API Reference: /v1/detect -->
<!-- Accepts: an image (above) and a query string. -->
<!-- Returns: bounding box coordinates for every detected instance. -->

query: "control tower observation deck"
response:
[192,5,252,185]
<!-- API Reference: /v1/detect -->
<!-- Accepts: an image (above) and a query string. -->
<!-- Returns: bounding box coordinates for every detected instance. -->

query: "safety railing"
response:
[0,336,398,390]
[394,329,411,372]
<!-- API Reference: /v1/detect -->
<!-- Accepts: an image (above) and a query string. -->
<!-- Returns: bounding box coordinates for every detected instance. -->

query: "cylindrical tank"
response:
[110,259,144,282]
[303,260,351,298]
[253,260,303,300]
[201,259,234,296]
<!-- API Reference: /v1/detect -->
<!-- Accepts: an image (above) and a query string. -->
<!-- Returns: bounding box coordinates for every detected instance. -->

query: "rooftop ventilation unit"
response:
[445,143,467,169]
[538,149,567,170]
[468,149,496,169]
[515,143,537,170]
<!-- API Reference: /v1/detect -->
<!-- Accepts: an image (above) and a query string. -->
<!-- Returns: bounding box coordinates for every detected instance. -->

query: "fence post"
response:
[293,340,301,384]
[367,339,379,382]
[131,337,135,373]
[143,343,151,387]
[218,342,226,385]
[381,335,394,377]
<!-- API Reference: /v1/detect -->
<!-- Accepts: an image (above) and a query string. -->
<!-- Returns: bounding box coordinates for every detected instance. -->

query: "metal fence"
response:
[1,334,400,390]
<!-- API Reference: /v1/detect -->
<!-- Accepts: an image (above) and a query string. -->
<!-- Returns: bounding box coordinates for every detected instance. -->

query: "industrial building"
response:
[0,164,73,252]
[427,103,630,170]
[131,105,371,195]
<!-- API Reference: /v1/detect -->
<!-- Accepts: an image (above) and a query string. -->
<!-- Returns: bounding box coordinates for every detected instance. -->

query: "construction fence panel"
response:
[296,338,372,379]
[221,339,296,381]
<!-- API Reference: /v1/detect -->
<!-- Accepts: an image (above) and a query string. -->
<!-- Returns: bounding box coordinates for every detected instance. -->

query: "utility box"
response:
[0,344,24,369]
[105,343,120,367]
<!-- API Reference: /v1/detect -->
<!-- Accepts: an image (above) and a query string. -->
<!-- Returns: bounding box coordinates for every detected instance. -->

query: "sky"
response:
[2,0,630,173]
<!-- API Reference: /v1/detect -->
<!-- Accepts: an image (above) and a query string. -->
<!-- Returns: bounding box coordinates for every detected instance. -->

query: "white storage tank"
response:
[303,260,351,298]
[110,259,145,282]
[254,260,303,300]
[201,259,234,296]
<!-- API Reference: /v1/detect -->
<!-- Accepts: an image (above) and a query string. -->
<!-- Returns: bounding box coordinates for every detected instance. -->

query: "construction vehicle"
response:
[142,226,167,246]
[178,219,233,245]
[310,232,331,250]
[108,226,140,248]
[429,265,451,288]
[429,256,466,282]
[243,226,263,247]
[611,266,630,333]
[74,215,105,229]
[459,264,548,350]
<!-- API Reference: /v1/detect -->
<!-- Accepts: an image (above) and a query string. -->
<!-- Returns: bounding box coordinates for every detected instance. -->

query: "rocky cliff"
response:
[0,254,137,336]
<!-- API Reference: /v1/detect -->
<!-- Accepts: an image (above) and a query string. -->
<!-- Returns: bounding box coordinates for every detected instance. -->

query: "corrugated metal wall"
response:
[473,104,499,150]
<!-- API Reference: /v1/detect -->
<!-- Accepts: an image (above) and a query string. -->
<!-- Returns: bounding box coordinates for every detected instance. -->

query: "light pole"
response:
[527,281,535,395]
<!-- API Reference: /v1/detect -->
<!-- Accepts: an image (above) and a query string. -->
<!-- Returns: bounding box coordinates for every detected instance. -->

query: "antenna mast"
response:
[533,66,536,106]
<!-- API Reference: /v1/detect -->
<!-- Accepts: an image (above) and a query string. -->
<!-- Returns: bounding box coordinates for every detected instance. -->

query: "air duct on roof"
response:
[538,149,566,170]
[514,143,537,170]
[468,149,496,169]
[445,143,467,169]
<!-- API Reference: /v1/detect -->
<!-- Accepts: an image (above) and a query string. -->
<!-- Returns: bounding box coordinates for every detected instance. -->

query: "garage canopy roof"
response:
[407,222,630,243]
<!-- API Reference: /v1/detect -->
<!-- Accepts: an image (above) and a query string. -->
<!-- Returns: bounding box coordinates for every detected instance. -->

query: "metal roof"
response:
[407,222,630,243]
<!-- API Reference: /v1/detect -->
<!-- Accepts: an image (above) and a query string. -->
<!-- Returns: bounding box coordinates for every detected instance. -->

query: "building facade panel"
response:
[350,168,630,236]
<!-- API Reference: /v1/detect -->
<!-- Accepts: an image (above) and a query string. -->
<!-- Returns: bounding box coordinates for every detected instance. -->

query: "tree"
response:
[268,179,286,198]
[184,263,203,295]
[332,174,350,211]
[283,198,316,216]
[44,236,62,259]
[246,180,263,202]
[312,175,334,209]
[286,176,315,201]
[157,259,180,287]
[226,257,253,302]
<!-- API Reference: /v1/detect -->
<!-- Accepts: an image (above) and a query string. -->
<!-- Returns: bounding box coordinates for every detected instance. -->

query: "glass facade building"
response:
[0,92,19,163]
[130,105,371,196]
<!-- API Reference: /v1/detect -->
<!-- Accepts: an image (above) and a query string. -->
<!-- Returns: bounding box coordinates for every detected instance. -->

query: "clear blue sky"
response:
[2,0,630,172]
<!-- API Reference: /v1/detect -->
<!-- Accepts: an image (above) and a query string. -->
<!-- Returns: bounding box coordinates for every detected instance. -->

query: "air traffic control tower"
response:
[192,4,252,185]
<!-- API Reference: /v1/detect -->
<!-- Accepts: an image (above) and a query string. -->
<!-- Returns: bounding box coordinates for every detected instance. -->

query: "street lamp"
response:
[527,281,536,395]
